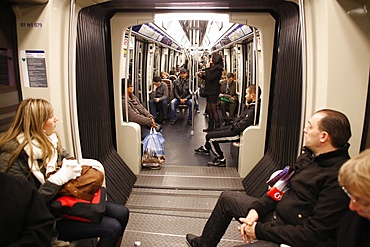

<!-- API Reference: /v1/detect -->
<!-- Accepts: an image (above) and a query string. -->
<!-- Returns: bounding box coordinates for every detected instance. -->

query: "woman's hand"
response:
[47,159,82,186]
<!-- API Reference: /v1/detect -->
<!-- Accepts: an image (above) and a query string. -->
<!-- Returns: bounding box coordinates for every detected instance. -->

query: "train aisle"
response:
[122,98,245,246]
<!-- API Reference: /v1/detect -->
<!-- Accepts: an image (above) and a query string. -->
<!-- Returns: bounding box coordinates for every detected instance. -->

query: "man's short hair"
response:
[316,109,351,148]
[226,73,234,79]
[247,84,262,99]
[153,76,162,82]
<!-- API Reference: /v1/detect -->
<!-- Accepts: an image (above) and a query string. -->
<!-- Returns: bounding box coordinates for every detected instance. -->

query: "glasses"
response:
[342,187,370,207]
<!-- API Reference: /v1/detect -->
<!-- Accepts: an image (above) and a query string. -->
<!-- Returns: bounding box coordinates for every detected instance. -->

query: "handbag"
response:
[58,166,104,201]
[50,187,106,223]
[47,163,104,201]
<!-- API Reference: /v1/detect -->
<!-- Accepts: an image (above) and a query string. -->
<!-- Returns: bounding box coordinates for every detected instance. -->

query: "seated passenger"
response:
[160,71,170,80]
[149,76,169,123]
[337,149,370,247]
[170,68,192,126]
[0,98,129,247]
[187,109,352,247]
[122,78,160,140]
[219,72,238,126]
[194,85,261,167]
[0,172,54,246]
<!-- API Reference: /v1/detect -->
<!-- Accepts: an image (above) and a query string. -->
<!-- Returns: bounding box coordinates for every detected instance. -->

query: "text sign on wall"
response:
[20,50,48,88]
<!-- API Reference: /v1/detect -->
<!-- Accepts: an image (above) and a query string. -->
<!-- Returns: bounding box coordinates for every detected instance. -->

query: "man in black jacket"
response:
[194,85,261,167]
[187,109,351,247]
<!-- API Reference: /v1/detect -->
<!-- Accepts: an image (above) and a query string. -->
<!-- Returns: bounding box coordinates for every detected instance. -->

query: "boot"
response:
[203,121,214,132]
[214,123,221,130]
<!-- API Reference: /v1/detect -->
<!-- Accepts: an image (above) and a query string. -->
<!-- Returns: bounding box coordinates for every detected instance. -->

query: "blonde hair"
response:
[0,98,62,170]
[338,149,370,199]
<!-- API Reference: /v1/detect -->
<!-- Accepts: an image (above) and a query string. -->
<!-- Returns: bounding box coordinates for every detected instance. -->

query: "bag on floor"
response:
[142,128,165,166]
[50,187,106,223]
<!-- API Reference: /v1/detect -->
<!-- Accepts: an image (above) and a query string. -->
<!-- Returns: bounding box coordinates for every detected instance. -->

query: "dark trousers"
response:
[199,191,278,247]
[149,98,169,121]
[57,201,129,247]
[204,127,240,158]
[220,101,237,122]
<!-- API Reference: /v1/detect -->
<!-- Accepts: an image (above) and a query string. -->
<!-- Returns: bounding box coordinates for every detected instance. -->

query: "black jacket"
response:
[0,173,54,247]
[173,77,191,100]
[336,211,370,247]
[200,64,223,96]
[230,100,260,133]
[252,145,350,246]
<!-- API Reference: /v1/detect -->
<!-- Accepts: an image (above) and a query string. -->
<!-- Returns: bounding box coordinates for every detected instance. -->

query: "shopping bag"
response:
[142,128,165,167]
[50,187,106,223]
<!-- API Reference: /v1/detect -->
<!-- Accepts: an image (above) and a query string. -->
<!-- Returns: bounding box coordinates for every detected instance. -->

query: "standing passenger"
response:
[0,98,129,247]
[149,76,169,124]
[197,52,224,132]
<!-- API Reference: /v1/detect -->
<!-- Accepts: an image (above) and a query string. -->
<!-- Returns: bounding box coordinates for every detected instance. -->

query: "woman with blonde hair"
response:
[337,149,370,247]
[0,98,129,247]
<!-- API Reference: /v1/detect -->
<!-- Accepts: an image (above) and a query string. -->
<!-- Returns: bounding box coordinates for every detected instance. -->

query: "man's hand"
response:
[180,98,186,104]
[238,209,259,243]
[154,98,160,103]
[238,220,257,243]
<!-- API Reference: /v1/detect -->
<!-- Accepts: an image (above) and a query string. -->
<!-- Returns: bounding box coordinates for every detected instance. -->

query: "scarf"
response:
[17,133,59,184]
[266,166,295,201]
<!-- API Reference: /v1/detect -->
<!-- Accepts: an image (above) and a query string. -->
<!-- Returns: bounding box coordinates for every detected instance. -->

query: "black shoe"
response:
[170,119,176,125]
[207,157,226,167]
[194,146,210,155]
[187,119,192,125]
[186,234,201,247]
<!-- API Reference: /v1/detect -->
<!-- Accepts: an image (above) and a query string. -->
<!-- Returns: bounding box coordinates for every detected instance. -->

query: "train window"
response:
[0,5,21,132]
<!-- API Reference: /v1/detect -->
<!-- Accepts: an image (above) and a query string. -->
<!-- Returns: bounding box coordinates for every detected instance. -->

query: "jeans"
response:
[149,98,169,120]
[57,201,129,247]
[170,98,192,121]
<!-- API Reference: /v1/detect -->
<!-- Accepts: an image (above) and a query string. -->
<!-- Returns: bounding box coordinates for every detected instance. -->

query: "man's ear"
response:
[320,131,330,143]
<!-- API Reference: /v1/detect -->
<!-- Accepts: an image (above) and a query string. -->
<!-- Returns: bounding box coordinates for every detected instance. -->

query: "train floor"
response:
[121,98,246,246]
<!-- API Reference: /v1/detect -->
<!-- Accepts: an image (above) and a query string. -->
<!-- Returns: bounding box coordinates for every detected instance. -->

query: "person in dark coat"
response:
[337,149,370,247]
[194,85,261,167]
[187,109,352,247]
[0,172,54,247]
[198,52,224,132]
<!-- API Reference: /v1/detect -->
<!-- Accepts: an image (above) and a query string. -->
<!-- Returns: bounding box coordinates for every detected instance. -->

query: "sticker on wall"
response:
[20,50,48,87]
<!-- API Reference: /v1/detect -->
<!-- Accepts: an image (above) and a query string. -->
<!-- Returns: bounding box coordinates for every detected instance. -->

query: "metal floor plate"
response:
[121,165,245,246]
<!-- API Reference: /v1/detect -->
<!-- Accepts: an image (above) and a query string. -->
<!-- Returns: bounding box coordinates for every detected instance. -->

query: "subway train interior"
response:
[1,0,370,246]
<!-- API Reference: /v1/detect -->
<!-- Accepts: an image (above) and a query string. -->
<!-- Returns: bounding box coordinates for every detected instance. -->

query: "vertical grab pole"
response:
[298,0,307,156]
[124,28,133,123]
[252,27,259,126]
[67,0,82,161]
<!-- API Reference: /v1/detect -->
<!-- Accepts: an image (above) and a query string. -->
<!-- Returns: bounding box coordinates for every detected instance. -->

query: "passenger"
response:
[160,71,170,80]
[170,68,192,126]
[0,98,129,247]
[219,72,238,126]
[0,172,54,246]
[122,78,161,140]
[197,52,224,132]
[187,109,352,247]
[337,149,370,247]
[149,76,169,124]
[194,85,261,167]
